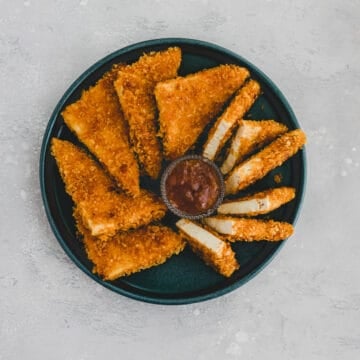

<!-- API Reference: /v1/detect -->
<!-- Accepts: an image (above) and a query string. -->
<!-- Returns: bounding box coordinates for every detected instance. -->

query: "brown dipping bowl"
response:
[160,155,225,220]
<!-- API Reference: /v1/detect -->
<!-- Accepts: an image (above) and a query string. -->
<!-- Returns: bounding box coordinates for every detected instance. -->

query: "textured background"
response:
[1,0,359,359]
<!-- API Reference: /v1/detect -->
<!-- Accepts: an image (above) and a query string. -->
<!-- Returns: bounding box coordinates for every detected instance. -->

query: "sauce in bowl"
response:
[161,155,224,218]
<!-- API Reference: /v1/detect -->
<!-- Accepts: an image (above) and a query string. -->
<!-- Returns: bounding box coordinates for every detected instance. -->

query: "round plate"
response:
[40,38,306,304]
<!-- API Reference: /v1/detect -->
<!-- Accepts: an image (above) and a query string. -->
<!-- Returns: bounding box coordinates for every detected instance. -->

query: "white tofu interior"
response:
[203,119,233,160]
[240,122,261,138]
[225,167,243,194]
[176,219,224,253]
[221,130,242,174]
[203,217,235,235]
[218,197,270,214]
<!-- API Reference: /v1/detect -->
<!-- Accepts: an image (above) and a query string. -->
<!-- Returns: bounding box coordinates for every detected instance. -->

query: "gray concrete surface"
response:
[1,0,359,359]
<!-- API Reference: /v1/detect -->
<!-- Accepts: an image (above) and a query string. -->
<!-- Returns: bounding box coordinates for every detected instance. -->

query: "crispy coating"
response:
[225,129,306,194]
[155,64,250,160]
[203,216,294,242]
[176,219,239,277]
[61,65,140,197]
[218,187,296,216]
[114,47,182,178]
[221,119,288,174]
[203,79,261,161]
[77,220,186,280]
[51,139,167,239]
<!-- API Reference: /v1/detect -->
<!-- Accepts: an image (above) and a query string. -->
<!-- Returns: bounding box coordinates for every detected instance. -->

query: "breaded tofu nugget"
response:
[221,120,288,175]
[176,219,239,277]
[78,221,186,280]
[61,65,140,197]
[155,64,250,160]
[51,139,167,239]
[225,129,306,194]
[203,79,261,161]
[217,187,296,216]
[203,216,294,242]
[114,47,182,178]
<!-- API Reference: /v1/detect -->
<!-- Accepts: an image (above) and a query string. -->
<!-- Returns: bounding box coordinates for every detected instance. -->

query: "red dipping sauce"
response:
[161,156,224,218]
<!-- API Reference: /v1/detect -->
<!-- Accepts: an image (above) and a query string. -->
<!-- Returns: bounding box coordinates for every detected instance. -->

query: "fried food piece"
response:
[221,120,288,175]
[61,65,140,197]
[225,129,306,194]
[203,216,294,242]
[155,64,250,160]
[217,187,296,216]
[78,220,186,280]
[51,139,166,239]
[176,219,239,277]
[203,79,261,161]
[114,47,182,178]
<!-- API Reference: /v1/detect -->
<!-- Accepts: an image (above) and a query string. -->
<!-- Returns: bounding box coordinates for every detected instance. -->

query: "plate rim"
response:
[39,37,307,305]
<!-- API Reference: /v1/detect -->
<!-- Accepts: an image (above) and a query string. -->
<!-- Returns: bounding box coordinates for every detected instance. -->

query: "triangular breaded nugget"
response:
[155,64,250,160]
[114,47,182,178]
[221,120,288,174]
[51,139,167,240]
[62,65,140,197]
[77,220,185,280]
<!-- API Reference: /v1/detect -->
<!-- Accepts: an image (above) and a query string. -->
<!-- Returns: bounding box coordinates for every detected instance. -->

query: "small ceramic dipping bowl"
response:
[160,155,225,220]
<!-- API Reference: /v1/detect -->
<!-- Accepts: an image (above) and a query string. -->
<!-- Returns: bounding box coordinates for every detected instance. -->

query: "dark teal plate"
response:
[39,38,306,304]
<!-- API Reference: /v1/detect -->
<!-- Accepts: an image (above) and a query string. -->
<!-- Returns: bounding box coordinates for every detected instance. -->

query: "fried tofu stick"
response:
[203,79,261,161]
[203,216,294,242]
[114,47,181,179]
[176,219,239,277]
[51,139,166,240]
[78,220,186,280]
[221,120,288,175]
[225,129,306,194]
[155,64,250,160]
[62,65,140,197]
[217,187,295,216]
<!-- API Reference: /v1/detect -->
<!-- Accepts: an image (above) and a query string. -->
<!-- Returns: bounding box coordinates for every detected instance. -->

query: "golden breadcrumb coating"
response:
[61,65,140,197]
[203,216,294,242]
[225,129,306,194]
[176,219,239,277]
[203,79,261,161]
[51,138,166,239]
[77,220,186,280]
[187,235,239,277]
[221,119,288,174]
[218,187,296,216]
[114,47,182,178]
[155,64,250,160]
